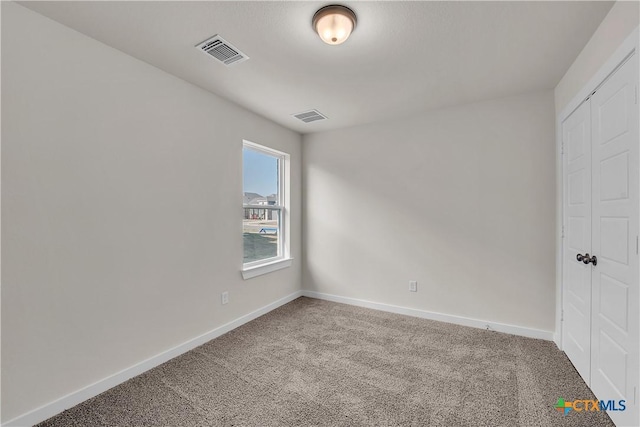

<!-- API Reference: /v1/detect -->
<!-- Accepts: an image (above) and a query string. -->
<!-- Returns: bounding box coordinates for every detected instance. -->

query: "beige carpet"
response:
[38,297,614,426]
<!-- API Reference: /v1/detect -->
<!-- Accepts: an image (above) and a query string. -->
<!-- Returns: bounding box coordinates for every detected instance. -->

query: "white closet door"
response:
[562,99,593,383]
[590,53,639,427]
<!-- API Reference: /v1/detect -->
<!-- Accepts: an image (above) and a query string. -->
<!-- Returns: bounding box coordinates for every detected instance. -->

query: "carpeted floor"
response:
[38,297,614,426]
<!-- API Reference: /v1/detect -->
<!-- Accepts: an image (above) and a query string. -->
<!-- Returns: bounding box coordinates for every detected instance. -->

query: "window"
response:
[242,141,291,279]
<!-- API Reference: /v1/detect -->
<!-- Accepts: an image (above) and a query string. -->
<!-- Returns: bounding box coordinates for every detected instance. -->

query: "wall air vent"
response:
[195,35,249,66]
[292,109,327,123]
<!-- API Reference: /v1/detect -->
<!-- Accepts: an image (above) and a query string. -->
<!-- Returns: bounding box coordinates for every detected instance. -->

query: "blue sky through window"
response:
[243,148,278,197]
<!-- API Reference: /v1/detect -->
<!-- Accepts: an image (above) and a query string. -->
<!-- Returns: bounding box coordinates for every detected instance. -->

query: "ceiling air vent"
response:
[292,109,327,123]
[195,35,249,66]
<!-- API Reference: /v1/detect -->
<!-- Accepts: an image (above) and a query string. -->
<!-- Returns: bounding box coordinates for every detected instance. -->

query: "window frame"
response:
[241,140,292,279]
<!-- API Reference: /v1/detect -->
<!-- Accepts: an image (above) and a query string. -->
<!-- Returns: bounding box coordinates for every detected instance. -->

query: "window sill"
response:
[242,258,293,280]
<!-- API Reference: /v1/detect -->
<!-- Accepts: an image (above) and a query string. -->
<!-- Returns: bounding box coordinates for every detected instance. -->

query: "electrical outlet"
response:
[409,281,417,292]
[221,291,229,305]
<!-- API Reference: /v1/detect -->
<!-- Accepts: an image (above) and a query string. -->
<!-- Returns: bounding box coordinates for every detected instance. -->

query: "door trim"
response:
[556,26,639,349]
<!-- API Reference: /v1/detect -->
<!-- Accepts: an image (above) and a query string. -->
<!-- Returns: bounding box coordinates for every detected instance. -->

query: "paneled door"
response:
[590,53,639,427]
[562,99,593,384]
[563,52,639,427]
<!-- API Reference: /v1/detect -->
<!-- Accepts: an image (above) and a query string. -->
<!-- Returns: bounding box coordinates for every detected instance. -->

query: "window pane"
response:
[243,208,280,263]
[243,145,282,265]
[243,147,279,204]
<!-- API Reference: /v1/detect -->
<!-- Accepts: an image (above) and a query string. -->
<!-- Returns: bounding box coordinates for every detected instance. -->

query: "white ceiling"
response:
[20,1,613,134]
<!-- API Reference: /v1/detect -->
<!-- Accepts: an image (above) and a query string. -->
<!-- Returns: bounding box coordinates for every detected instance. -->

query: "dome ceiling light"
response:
[312,5,357,45]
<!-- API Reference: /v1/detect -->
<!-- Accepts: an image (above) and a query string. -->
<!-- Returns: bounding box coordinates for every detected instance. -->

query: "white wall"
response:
[1,3,301,423]
[303,91,556,333]
[555,0,639,113]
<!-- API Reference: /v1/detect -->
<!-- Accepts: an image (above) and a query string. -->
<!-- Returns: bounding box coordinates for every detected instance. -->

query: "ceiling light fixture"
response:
[312,5,357,45]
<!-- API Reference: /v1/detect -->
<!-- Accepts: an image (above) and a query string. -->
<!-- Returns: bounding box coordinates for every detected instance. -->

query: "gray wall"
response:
[1,3,302,422]
[303,91,556,332]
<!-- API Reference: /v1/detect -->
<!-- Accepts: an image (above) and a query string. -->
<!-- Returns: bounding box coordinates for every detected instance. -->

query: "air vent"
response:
[195,35,249,66]
[292,109,327,123]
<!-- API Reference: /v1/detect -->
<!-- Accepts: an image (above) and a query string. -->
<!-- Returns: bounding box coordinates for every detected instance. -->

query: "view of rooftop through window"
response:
[243,146,280,264]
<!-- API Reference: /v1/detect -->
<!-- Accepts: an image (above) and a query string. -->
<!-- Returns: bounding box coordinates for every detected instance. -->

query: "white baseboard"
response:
[553,332,562,349]
[3,290,303,427]
[302,290,554,341]
[6,289,553,426]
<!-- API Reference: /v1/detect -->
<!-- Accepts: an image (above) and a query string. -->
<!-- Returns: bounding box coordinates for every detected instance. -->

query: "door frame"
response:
[556,26,639,350]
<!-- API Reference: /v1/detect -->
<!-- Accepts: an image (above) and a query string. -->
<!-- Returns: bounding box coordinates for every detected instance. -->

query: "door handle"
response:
[576,253,597,266]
